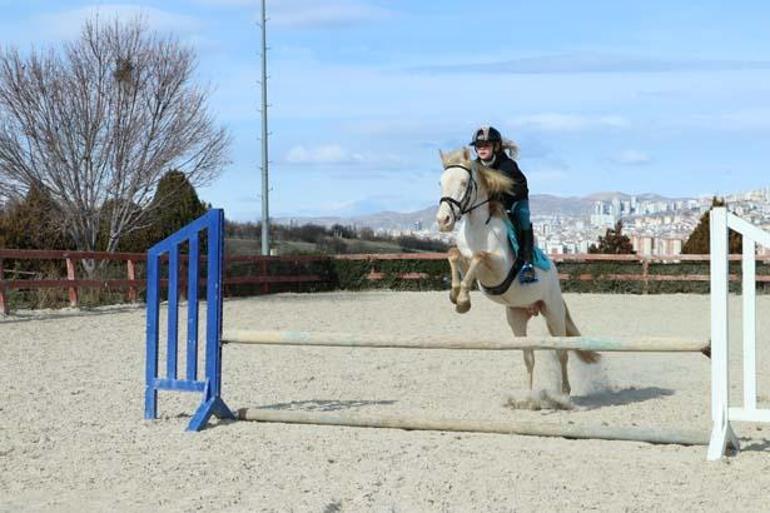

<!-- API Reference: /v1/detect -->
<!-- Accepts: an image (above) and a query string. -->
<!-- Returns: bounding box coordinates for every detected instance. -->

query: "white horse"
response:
[435,147,599,397]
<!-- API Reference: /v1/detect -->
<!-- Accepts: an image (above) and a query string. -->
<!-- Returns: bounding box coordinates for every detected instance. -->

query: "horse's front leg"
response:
[447,247,467,305]
[455,252,487,314]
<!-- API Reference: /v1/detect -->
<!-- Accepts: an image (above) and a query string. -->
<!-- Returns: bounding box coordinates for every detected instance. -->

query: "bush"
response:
[114,170,209,252]
[0,185,71,250]
[682,197,741,254]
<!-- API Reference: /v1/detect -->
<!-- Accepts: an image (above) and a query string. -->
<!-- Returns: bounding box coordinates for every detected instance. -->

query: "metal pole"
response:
[260,0,270,255]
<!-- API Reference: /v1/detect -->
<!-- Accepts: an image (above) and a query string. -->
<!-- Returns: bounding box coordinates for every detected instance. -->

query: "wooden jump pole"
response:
[223,330,710,355]
[237,408,709,447]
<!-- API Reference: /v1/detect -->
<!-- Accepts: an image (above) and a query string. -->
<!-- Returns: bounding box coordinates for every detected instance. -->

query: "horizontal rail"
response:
[2,270,766,291]
[728,408,770,423]
[0,249,145,261]
[551,254,760,263]
[228,254,328,263]
[222,330,710,354]
[4,279,143,290]
[366,271,429,281]
[332,253,449,261]
[8,270,759,293]
[4,275,328,290]
[558,273,770,283]
[237,408,709,446]
[4,249,768,264]
[728,213,770,248]
[0,252,726,265]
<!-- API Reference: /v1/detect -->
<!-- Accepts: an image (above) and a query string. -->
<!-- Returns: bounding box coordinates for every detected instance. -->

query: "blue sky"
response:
[2,1,770,220]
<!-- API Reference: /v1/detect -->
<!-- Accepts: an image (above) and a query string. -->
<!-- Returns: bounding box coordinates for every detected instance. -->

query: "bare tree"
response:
[0,16,230,272]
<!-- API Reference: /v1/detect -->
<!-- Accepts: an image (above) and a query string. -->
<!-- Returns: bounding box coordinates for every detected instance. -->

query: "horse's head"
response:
[435,147,514,232]
[436,148,474,232]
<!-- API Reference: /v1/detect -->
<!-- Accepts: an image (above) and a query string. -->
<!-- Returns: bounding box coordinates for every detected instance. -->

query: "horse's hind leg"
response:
[506,307,533,389]
[543,302,571,395]
[556,349,570,396]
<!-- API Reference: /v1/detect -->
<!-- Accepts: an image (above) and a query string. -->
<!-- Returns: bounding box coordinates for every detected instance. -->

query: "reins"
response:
[438,162,492,224]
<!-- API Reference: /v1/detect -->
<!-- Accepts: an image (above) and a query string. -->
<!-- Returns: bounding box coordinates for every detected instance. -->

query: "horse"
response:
[435,147,599,397]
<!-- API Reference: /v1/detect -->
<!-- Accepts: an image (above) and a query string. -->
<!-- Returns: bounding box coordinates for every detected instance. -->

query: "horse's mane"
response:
[440,148,515,218]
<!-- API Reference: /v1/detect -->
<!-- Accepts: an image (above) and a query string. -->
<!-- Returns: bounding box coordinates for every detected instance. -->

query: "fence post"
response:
[742,238,757,412]
[180,258,188,302]
[127,258,137,303]
[368,256,378,281]
[261,259,269,294]
[0,258,7,315]
[65,256,78,307]
[294,257,299,293]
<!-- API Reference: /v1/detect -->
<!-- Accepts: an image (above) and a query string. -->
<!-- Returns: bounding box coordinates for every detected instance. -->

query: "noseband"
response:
[439,162,492,224]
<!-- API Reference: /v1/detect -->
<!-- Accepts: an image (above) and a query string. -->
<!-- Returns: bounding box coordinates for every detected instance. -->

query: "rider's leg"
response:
[512,200,537,284]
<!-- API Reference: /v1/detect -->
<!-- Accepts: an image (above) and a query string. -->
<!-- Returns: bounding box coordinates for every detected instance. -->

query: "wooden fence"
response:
[2,248,770,314]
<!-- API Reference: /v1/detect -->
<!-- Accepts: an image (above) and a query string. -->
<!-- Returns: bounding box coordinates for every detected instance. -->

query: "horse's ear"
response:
[438,149,446,166]
[463,147,471,161]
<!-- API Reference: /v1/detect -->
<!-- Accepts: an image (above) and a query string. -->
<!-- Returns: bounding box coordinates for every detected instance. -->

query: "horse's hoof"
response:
[455,301,471,314]
[449,288,459,304]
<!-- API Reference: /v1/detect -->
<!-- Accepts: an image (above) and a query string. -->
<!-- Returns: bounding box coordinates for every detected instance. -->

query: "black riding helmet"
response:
[469,125,502,146]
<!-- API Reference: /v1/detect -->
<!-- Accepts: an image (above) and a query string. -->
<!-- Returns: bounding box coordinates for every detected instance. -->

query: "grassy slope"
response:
[225,237,409,256]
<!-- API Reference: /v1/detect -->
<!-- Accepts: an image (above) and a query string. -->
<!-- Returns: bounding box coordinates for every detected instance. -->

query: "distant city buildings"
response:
[410,187,770,256]
[538,188,770,256]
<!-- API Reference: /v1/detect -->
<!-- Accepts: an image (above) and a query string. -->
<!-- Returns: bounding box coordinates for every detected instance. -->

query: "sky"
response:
[2,1,770,220]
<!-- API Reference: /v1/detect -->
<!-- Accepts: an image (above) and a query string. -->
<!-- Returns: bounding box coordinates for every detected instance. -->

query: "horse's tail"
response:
[565,300,601,364]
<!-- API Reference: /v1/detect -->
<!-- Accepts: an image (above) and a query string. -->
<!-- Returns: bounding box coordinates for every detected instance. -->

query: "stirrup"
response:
[519,262,538,284]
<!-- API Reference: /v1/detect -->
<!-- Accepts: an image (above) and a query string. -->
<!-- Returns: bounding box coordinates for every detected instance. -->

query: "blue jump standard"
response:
[143,208,234,431]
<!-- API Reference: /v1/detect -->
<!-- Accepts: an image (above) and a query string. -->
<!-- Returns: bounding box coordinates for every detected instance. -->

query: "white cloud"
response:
[531,171,569,183]
[35,4,201,41]
[188,0,255,6]
[612,149,651,165]
[269,0,393,28]
[668,110,770,133]
[414,53,770,75]
[285,144,364,165]
[718,109,770,131]
[299,194,424,217]
[526,165,569,183]
[509,114,629,132]
[187,0,395,27]
[284,144,408,170]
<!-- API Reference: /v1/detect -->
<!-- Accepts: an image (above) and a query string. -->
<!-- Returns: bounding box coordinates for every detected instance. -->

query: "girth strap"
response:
[479,258,525,296]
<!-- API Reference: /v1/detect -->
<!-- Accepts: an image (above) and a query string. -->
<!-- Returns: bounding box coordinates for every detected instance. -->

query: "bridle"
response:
[439,161,492,224]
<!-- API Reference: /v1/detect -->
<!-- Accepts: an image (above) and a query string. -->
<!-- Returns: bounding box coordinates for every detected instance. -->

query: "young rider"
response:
[470,125,537,283]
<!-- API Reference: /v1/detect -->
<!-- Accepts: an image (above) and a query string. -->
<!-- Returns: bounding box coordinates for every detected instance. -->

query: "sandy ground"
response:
[2,290,770,513]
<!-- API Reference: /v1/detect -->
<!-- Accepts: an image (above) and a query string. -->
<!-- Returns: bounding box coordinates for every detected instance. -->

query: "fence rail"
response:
[2,248,770,314]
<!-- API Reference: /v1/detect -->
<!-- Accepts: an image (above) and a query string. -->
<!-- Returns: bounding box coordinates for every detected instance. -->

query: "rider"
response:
[470,125,537,284]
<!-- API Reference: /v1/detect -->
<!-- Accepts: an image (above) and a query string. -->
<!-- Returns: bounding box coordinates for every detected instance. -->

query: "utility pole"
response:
[260,0,270,255]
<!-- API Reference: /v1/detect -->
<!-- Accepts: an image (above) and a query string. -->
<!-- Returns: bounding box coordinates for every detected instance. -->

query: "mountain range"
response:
[274,192,680,231]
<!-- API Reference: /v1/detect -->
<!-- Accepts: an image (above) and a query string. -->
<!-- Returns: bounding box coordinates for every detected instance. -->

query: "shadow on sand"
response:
[252,399,397,413]
[1,304,142,324]
[572,386,675,409]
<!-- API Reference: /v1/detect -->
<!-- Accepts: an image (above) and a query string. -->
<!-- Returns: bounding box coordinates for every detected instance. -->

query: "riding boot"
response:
[519,228,538,284]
